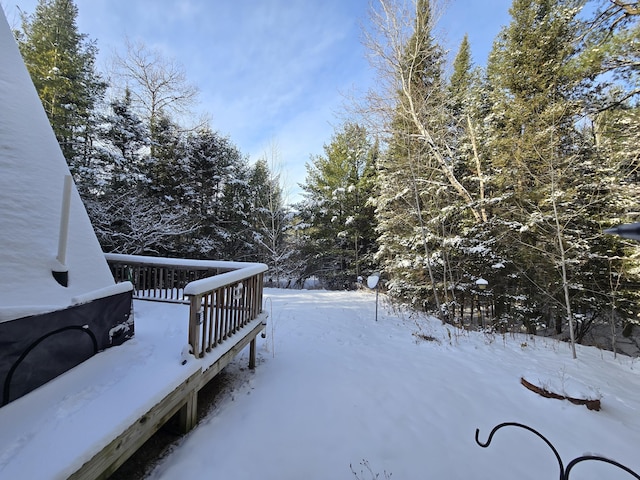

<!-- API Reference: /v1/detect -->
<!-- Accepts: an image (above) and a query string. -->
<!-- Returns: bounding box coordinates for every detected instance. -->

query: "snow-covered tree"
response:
[16,0,106,173]
[366,0,479,315]
[296,123,378,289]
[248,146,292,285]
[86,193,197,255]
[176,126,254,260]
[92,88,150,194]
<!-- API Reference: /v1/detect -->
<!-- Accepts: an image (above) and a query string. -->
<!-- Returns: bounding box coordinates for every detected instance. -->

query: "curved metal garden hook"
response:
[565,456,640,479]
[475,422,564,480]
[475,422,640,480]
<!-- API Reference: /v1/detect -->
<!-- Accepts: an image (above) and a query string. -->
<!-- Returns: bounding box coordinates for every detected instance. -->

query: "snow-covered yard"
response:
[141,288,640,480]
[1,287,640,479]
[2,2,635,476]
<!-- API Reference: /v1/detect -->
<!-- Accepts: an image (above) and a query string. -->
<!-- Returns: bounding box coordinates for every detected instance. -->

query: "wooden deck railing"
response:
[105,254,267,359]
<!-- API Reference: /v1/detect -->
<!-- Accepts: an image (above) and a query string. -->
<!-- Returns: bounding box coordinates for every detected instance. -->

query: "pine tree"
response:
[94,88,150,194]
[448,34,473,119]
[440,35,502,324]
[372,0,470,314]
[485,0,600,353]
[179,127,253,260]
[585,102,640,347]
[145,115,189,200]
[579,0,640,109]
[16,0,105,171]
[296,123,378,289]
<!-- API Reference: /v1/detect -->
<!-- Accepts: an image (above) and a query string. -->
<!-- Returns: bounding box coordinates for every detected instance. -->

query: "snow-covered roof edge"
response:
[0,7,115,317]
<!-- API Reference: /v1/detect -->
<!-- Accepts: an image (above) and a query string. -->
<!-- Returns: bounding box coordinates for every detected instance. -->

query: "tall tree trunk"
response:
[550,166,577,359]
[409,161,442,321]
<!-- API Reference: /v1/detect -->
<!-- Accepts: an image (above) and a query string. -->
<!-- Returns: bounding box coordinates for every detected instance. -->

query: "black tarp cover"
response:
[0,290,134,406]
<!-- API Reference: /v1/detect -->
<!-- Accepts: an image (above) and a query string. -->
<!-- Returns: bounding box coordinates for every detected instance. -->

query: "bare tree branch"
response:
[110,38,199,129]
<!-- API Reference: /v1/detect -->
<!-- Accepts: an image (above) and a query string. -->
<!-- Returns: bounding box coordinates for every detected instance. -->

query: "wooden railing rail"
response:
[185,269,266,358]
[105,253,232,303]
[105,254,268,358]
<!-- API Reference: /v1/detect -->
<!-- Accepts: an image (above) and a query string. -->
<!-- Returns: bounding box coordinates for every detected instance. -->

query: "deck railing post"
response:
[188,294,203,358]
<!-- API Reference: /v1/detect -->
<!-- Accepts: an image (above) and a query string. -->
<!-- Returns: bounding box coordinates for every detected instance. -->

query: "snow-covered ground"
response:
[142,288,640,480]
[1,287,639,479]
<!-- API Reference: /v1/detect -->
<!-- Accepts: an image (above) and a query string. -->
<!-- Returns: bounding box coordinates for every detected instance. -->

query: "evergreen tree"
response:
[448,34,473,119]
[440,35,501,323]
[297,123,378,289]
[180,127,253,260]
[586,101,640,345]
[373,0,471,314]
[579,0,640,109]
[361,0,640,351]
[85,104,199,256]
[16,0,105,172]
[93,88,150,194]
[484,0,627,353]
[145,114,190,204]
[216,153,254,261]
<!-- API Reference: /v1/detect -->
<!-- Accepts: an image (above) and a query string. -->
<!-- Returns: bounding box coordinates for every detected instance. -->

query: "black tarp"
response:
[0,290,134,406]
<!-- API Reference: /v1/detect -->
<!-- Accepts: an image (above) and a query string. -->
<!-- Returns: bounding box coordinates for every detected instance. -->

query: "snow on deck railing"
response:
[105,253,267,358]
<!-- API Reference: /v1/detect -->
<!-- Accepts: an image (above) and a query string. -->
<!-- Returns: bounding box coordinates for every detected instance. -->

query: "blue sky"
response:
[3,0,512,202]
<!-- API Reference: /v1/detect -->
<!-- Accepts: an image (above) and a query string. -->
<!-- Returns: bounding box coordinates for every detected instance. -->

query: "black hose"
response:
[2,325,98,406]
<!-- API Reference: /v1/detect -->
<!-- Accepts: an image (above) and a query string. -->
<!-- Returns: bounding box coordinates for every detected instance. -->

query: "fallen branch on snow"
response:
[520,377,601,411]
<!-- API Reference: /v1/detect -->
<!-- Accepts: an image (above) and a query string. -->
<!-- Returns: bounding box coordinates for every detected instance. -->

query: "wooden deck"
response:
[0,255,268,480]
[72,314,267,480]
[0,300,267,480]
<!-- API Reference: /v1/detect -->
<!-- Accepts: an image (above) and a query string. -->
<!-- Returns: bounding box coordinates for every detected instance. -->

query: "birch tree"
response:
[365,0,483,223]
[363,0,492,316]
[249,144,291,285]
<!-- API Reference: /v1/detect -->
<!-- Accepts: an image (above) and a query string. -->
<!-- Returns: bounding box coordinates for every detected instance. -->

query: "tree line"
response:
[14,0,640,352]
[14,0,289,270]
[294,0,640,354]
[353,0,640,355]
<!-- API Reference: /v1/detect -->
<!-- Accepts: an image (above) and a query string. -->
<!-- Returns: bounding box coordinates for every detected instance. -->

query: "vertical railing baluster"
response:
[224,285,231,340]
[259,273,264,314]
[201,294,209,353]
[153,267,158,298]
[218,286,224,342]
[242,279,249,326]
[249,275,256,319]
[232,284,238,334]
[207,291,214,350]
[214,288,221,346]
[251,274,257,318]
